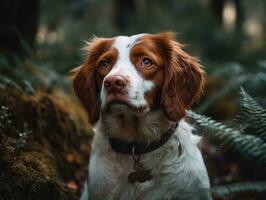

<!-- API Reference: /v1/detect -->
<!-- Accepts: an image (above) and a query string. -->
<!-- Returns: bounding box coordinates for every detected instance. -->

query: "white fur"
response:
[81,118,211,200]
[101,35,153,112]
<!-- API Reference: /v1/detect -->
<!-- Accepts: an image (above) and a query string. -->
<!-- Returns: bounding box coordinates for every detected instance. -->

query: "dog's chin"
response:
[103,94,149,116]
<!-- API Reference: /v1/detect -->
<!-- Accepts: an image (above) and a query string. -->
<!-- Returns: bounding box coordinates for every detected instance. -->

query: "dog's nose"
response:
[104,75,127,93]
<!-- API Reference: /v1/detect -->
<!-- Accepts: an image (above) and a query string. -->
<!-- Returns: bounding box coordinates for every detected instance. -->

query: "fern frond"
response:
[212,181,266,197]
[188,111,266,165]
[236,88,266,142]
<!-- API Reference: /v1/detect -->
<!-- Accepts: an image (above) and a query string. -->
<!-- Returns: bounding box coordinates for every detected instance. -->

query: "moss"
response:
[0,86,92,199]
[0,149,65,200]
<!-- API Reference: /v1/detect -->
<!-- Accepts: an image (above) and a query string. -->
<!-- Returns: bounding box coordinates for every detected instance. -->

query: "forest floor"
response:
[0,77,92,199]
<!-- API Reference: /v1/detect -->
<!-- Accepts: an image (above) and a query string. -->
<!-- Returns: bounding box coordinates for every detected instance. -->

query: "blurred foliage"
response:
[38,0,266,64]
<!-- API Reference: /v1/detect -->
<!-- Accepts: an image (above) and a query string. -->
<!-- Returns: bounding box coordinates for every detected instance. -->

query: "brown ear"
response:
[155,32,205,122]
[71,37,112,124]
[72,64,99,124]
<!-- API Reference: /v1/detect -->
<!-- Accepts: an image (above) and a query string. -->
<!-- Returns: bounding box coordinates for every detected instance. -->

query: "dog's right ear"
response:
[72,63,100,124]
[71,37,112,124]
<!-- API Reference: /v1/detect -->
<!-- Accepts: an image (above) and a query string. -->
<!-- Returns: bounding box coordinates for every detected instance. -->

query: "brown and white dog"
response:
[72,32,211,200]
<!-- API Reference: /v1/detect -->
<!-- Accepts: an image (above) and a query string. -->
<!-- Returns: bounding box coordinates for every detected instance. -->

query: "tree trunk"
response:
[112,0,136,31]
[209,0,225,27]
[0,0,39,61]
[234,0,244,33]
[209,0,244,32]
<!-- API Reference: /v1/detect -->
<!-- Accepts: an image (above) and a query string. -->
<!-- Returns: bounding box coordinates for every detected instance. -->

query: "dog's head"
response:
[72,32,205,124]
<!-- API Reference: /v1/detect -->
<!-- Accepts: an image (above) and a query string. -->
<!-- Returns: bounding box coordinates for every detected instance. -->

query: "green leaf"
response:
[236,87,266,142]
[188,111,266,165]
[212,181,266,197]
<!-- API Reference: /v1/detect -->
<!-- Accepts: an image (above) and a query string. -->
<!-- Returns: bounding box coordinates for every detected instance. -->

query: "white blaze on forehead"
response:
[112,34,146,60]
[110,34,153,92]
[100,34,154,109]
[108,34,149,80]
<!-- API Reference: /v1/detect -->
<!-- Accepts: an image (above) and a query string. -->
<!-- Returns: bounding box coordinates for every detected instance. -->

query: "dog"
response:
[72,32,211,200]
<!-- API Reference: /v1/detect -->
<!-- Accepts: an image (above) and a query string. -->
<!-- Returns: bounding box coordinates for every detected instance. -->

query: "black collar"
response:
[108,123,178,155]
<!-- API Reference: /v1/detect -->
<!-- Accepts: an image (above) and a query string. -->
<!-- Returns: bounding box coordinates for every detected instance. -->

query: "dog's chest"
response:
[89,134,177,199]
[87,121,211,200]
[92,148,163,184]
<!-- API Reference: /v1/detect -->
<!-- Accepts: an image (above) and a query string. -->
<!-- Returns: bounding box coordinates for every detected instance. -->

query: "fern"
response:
[236,87,266,142]
[212,181,266,197]
[188,111,266,165]
[188,88,266,198]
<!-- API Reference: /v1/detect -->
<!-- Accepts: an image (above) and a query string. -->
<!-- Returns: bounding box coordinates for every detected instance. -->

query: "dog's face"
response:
[72,32,205,124]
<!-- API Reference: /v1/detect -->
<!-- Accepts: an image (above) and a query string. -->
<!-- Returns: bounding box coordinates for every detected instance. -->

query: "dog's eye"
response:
[99,59,109,68]
[141,58,153,68]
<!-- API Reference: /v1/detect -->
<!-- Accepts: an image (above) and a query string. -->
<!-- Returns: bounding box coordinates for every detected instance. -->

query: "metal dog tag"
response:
[128,169,153,183]
[128,151,153,183]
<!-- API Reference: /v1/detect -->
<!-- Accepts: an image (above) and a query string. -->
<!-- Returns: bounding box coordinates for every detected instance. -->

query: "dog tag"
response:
[128,146,153,183]
[128,160,153,183]
[128,169,153,183]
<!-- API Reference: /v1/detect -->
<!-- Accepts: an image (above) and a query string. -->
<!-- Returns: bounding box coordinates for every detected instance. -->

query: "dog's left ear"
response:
[155,32,205,122]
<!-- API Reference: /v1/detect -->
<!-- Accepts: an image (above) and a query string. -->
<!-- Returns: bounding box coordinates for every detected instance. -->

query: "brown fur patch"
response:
[130,37,165,109]
[72,38,116,124]
[138,32,205,121]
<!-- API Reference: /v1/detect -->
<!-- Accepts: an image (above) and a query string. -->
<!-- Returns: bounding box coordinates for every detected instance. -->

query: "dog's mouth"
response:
[104,93,148,114]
